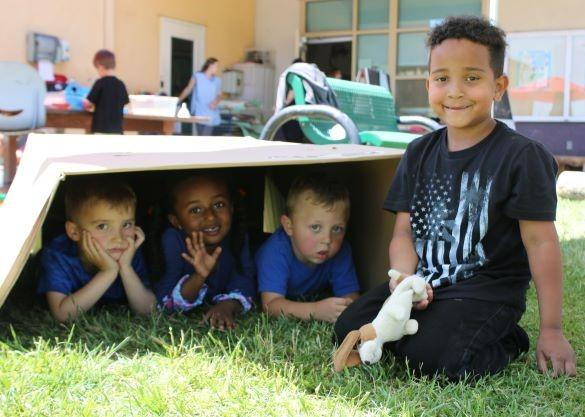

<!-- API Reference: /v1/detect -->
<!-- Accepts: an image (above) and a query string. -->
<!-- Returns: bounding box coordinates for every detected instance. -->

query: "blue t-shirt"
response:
[190,72,222,126]
[37,234,150,304]
[255,227,360,298]
[154,228,256,304]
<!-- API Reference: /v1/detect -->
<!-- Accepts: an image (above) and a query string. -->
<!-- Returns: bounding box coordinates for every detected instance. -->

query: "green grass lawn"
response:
[1,199,583,417]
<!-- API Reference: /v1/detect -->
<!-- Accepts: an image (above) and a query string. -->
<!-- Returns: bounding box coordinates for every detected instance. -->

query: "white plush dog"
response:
[333,270,428,372]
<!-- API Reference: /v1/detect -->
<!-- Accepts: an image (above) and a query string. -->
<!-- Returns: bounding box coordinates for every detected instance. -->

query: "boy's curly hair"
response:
[426,15,507,77]
[285,173,350,218]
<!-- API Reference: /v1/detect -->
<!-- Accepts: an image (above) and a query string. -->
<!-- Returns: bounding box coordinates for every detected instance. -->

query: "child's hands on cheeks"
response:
[118,227,145,268]
[389,272,433,310]
[202,300,241,330]
[313,297,353,323]
[182,231,222,279]
[81,230,118,272]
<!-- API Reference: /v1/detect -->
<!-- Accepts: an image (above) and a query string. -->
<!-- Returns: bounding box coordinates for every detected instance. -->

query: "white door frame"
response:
[159,17,205,96]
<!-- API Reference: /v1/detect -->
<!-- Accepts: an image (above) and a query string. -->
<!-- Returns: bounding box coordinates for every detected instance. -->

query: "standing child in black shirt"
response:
[334,16,576,380]
[84,49,129,134]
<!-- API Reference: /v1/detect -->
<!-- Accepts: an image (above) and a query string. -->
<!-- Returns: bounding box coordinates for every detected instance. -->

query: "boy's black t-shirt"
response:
[384,121,558,310]
[86,76,129,133]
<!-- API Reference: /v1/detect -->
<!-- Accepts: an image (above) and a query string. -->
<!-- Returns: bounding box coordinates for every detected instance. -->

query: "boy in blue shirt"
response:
[334,16,576,379]
[256,174,360,322]
[38,178,156,322]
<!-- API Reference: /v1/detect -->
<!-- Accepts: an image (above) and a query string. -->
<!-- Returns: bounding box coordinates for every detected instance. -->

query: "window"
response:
[357,34,389,71]
[302,0,486,117]
[570,35,585,117]
[358,0,389,30]
[306,0,353,32]
[395,79,431,116]
[397,32,428,77]
[398,0,481,28]
[506,31,585,121]
[394,0,482,117]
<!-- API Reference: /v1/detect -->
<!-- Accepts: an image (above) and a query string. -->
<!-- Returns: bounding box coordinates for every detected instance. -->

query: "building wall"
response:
[255,0,300,77]
[498,0,585,32]
[0,0,106,87]
[0,0,256,93]
[115,0,256,93]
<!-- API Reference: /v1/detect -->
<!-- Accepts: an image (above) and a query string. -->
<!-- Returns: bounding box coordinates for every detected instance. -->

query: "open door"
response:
[159,17,205,96]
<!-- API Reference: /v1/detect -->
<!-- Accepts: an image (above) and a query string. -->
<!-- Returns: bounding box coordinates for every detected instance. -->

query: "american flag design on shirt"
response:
[411,170,492,289]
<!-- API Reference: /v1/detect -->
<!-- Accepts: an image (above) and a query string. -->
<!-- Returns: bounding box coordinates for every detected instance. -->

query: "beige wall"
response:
[255,0,300,77]
[498,0,585,32]
[0,0,256,93]
[115,0,256,92]
[0,0,106,86]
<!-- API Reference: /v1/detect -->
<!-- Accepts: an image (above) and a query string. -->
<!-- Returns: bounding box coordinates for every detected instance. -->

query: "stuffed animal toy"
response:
[333,270,428,372]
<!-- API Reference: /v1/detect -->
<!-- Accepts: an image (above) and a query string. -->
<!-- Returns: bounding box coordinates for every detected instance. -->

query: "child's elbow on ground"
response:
[261,293,285,316]
[51,309,73,323]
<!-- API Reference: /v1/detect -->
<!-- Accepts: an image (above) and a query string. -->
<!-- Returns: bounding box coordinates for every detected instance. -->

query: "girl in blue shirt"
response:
[150,172,256,329]
[177,57,222,136]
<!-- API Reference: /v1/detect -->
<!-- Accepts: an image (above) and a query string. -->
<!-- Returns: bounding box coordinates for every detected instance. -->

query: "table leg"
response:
[2,134,18,185]
[162,120,174,135]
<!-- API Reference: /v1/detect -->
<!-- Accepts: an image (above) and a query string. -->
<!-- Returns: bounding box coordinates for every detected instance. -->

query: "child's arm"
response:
[202,300,242,330]
[203,235,256,328]
[285,89,295,106]
[179,231,222,301]
[520,220,576,377]
[156,230,219,312]
[209,94,222,110]
[47,271,118,322]
[117,227,156,315]
[46,231,119,322]
[389,212,419,275]
[209,78,223,110]
[389,212,433,309]
[261,292,352,323]
[82,99,94,111]
[344,292,359,301]
[329,242,361,302]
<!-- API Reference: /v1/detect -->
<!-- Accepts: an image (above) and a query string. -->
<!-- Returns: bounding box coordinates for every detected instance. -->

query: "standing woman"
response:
[178,58,222,136]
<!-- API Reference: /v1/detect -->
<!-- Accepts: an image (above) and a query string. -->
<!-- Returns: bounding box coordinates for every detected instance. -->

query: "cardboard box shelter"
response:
[0,134,403,308]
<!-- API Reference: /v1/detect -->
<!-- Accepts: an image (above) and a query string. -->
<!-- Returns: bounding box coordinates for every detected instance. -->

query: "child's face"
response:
[426,39,508,136]
[66,200,136,261]
[282,191,348,267]
[208,62,219,76]
[169,177,233,248]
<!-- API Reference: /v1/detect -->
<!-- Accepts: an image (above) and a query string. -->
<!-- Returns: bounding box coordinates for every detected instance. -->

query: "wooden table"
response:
[46,108,209,135]
[1,109,210,185]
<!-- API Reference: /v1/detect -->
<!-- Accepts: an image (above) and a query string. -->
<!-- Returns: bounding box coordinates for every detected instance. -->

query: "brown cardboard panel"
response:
[0,134,403,307]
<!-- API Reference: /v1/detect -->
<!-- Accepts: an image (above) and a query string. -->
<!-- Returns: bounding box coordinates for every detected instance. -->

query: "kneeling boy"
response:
[38,178,156,322]
[334,16,576,379]
[256,174,360,322]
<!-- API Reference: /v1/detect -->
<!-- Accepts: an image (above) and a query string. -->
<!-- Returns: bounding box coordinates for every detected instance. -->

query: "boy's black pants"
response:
[333,281,529,380]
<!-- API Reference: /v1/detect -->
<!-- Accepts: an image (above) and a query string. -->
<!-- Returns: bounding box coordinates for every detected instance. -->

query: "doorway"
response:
[171,37,194,134]
[159,17,205,96]
[171,37,193,97]
[306,37,352,80]
[159,17,205,134]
